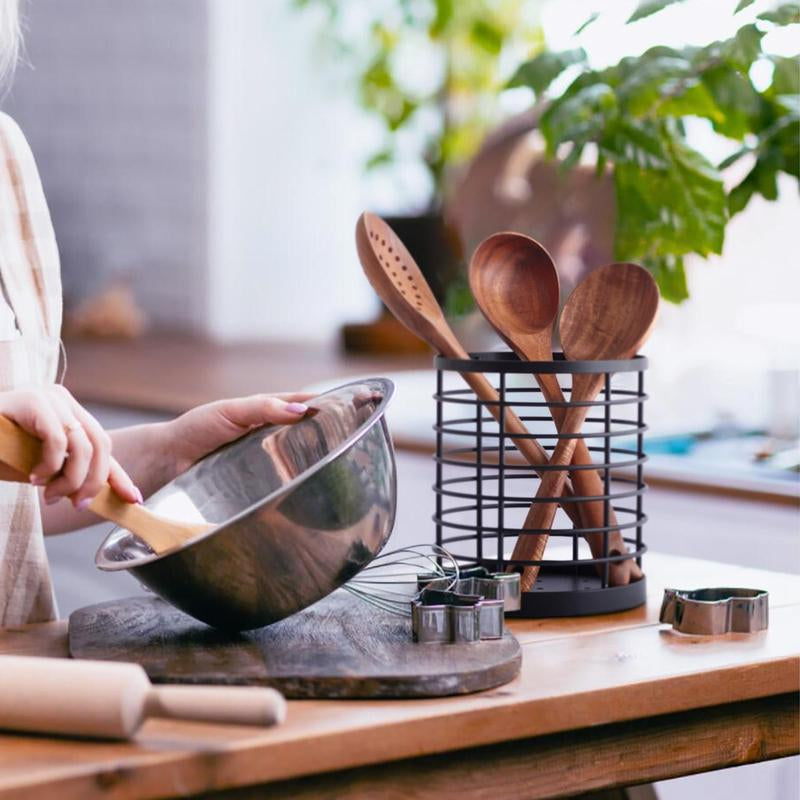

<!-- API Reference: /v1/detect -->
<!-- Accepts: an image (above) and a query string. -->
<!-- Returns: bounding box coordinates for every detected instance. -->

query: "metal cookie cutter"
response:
[417,566,522,613]
[660,587,769,635]
[411,588,506,644]
[411,568,521,643]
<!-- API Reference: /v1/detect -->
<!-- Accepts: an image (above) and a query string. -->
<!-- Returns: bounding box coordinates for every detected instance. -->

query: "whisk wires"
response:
[344,544,460,616]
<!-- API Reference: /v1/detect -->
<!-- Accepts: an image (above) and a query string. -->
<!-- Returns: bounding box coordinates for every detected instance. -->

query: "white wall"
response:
[205,0,377,341]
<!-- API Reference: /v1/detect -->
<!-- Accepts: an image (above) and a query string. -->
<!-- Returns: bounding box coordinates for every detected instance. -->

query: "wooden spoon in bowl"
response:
[469,233,642,586]
[0,416,211,554]
[355,212,584,528]
[509,262,659,591]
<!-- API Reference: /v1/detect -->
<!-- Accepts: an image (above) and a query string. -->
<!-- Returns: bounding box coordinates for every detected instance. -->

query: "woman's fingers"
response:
[42,422,92,505]
[107,457,142,505]
[1,391,69,482]
[217,394,312,431]
[272,392,316,403]
[68,404,114,507]
[0,385,140,508]
[44,390,140,507]
[41,388,94,505]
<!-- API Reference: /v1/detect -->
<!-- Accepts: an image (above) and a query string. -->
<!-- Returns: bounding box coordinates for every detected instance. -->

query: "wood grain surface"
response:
[203,693,799,800]
[0,552,798,800]
[68,592,522,698]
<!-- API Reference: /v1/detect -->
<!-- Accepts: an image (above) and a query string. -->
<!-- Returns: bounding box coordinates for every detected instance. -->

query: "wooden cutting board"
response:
[68,592,521,699]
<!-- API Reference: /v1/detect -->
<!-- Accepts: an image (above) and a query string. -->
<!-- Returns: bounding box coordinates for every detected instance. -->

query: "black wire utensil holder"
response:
[433,350,648,617]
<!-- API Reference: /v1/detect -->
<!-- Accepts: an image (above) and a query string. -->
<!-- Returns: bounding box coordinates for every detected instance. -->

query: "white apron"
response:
[0,112,63,626]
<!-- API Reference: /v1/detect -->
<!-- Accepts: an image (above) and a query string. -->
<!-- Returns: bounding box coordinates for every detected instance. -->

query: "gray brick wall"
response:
[3,0,209,331]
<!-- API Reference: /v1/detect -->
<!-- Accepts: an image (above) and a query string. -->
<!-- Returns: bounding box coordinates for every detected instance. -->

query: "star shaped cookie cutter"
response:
[659,587,769,635]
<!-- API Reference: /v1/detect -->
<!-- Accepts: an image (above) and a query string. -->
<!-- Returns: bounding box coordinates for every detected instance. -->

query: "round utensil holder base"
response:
[433,350,649,619]
[505,565,647,618]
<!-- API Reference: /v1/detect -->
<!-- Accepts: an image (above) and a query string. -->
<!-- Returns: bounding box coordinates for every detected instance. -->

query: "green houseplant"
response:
[508,0,799,301]
[297,0,798,310]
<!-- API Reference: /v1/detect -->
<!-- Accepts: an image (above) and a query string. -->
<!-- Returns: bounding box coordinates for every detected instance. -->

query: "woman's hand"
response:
[163,392,315,475]
[0,386,141,508]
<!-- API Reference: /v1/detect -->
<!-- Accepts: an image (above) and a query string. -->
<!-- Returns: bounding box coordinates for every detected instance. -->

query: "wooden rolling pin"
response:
[0,656,286,739]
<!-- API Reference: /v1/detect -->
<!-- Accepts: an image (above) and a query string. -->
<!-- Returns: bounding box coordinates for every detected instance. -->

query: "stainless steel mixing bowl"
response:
[96,378,396,631]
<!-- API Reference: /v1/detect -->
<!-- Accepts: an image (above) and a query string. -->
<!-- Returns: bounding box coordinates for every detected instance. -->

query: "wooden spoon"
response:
[355,212,583,529]
[509,262,659,591]
[469,233,642,586]
[0,415,211,554]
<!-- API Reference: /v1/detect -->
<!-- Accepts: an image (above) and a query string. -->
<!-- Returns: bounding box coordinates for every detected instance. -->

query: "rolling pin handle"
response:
[145,685,287,728]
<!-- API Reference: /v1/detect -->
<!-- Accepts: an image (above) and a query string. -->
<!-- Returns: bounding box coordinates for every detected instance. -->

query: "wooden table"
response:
[1,552,797,800]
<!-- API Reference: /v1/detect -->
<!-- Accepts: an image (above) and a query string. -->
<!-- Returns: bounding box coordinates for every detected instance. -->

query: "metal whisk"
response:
[344,544,460,616]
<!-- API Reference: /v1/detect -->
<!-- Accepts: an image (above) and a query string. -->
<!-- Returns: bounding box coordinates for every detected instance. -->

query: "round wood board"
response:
[68,591,521,699]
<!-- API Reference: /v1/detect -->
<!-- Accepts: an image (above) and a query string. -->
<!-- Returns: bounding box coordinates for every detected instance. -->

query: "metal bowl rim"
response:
[95,377,396,571]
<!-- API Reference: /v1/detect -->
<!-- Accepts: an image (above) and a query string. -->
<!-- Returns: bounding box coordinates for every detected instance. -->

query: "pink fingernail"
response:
[76,498,92,511]
[286,402,308,415]
[134,488,144,504]
[29,474,46,486]
[45,495,61,506]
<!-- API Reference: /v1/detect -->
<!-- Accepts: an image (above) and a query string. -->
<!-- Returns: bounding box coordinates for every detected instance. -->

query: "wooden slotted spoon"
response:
[355,212,583,528]
[0,416,211,554]
[469,232,642,586]
[509,262,659,591]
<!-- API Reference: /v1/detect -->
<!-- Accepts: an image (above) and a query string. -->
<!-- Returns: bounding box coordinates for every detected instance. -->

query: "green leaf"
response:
[768,54,800,95]
[718,146,750,169]
[540,83,616,154]
[470,19,503,55]
[507,48,587,94]
[757,3,800,24]
[574,12,600,36]
[429,0,454,37]
[700,65,762,137]
[444,274,475,317]
[612,122,727,267]
[720,24,765,71]
[643,255,690,303]
[617,54,694,114]
[734,0,756,11]
[365,149,393,170]
[627,0,686,24]
[656,79,725,122]
[728,152,781,214]
[561,141,585,170]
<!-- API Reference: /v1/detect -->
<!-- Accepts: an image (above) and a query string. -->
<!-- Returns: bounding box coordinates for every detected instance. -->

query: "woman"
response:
[0,1,311,626]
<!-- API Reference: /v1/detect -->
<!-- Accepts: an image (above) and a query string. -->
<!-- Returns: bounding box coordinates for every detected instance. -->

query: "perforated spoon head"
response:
[560,262,659,363]
[469,232,560,361]
[355,212,459,355]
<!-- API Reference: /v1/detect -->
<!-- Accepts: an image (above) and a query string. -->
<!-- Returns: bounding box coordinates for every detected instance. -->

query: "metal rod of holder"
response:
[435,368,443,552]
[603,372,612,589]
[636,369,644,568]
[475,391,483,564]
[497,370,506,574]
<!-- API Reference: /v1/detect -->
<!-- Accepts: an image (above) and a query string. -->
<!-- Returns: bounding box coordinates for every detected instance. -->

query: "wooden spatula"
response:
[0,415,211,554]
[356,212,583,528]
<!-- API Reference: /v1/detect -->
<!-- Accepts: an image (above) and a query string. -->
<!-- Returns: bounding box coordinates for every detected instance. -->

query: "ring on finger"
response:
[63,421,83,436]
